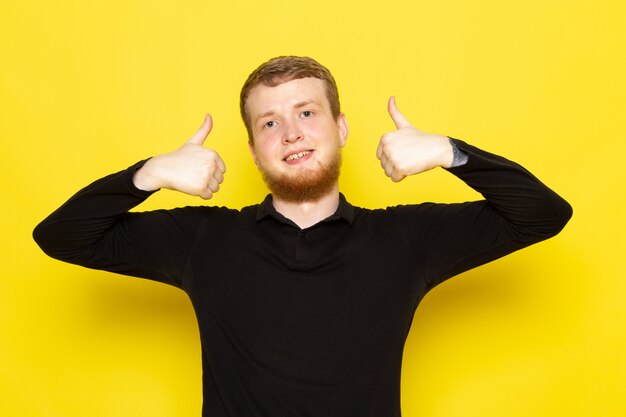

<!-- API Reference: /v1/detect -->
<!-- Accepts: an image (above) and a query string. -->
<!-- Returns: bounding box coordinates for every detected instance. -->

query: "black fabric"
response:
[33,139,572,417]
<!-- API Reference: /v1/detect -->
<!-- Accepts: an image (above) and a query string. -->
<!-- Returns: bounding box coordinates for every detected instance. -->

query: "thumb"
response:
[387,96,412,129]
[186,113,213,146]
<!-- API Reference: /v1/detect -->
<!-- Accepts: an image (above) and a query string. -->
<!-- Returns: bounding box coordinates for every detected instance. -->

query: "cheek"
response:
[254,139,281,162]
[256,128,282,145]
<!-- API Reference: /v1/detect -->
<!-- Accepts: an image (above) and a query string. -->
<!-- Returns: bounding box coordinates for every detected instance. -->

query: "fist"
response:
[134,114,226,199]
[376,97,453,182]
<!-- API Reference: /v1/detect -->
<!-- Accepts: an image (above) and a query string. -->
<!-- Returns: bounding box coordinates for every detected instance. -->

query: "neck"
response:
[272,184,340,229]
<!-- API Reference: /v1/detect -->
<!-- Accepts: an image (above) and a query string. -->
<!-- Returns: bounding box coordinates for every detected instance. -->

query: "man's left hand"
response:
[377,97,454,182]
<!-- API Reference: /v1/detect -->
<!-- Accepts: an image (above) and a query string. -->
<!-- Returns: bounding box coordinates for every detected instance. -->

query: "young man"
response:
[34,56,572,417]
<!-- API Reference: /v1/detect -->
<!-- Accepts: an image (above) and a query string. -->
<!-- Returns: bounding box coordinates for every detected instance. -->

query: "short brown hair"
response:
[240,56,341,143]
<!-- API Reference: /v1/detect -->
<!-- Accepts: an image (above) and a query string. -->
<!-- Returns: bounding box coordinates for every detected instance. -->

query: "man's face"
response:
[246,77,349,202]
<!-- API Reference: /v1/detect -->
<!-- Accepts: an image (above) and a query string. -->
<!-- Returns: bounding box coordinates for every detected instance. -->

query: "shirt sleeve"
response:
[392,138,572,292]
[32,159,206,289]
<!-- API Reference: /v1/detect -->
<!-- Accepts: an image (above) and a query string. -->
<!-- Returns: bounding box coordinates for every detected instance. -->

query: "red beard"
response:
[257,150,342,203]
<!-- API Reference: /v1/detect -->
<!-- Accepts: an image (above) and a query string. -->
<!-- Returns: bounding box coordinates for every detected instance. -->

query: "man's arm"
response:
[377,97,572,290]
[33,115,226,287]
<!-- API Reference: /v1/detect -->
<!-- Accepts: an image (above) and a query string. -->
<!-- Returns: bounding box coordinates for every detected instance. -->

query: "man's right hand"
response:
[133,114,226,199]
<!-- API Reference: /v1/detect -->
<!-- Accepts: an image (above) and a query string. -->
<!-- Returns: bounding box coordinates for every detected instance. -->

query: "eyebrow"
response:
[255,99,318,123]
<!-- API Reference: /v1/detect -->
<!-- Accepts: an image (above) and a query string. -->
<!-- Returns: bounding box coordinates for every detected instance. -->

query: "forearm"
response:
[33,158,202,287]
[33,160,155,262]
[445,138,572,241]
[394,139,572,290]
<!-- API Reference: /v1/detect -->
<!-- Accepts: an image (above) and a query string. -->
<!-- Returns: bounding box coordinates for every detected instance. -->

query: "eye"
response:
[301,110,313,118]
[264,120,276,128]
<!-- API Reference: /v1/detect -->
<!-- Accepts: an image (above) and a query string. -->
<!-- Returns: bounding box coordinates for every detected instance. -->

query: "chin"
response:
[260,154,342,203]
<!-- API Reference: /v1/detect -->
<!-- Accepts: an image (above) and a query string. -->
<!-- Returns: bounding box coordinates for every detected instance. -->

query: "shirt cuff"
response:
[448,137,469,167]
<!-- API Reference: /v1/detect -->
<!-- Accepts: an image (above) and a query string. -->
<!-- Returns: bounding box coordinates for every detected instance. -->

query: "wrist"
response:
[132,158,162,191]
[436,135,454,169]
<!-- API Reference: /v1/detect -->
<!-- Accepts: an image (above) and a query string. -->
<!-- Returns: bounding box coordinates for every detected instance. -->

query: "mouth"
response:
[284,150,313,161]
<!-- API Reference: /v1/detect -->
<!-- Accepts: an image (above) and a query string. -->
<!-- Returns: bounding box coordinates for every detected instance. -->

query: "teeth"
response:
[285,150,311,161]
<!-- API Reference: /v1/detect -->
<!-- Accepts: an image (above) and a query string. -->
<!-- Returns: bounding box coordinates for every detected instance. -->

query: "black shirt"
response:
[33,139,572,417]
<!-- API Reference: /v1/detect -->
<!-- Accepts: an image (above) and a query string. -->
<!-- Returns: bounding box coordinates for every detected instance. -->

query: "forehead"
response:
[246,77,328,117]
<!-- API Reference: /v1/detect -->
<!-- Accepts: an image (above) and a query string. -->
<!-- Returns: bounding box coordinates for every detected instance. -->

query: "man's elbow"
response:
[546,196,573,237]
[527,195,573,241]
[32,220,79,263]
[33,220,59,259]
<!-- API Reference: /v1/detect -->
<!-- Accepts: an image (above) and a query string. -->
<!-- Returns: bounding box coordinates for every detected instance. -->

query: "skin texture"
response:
[378,96,453,182]
[245,78,348,222]
[132,114,226,200]
[132,77,453,228]
[244,78,350,227]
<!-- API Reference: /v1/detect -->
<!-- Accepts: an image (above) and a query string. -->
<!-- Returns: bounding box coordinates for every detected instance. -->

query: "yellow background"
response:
[2,0,624,416]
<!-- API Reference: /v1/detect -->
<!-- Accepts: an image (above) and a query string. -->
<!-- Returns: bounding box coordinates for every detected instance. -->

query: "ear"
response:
[337,113,349,147]
[248,141,258,165]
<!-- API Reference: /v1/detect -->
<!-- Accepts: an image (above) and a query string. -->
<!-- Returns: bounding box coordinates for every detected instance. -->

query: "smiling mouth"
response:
[284,150,313,161]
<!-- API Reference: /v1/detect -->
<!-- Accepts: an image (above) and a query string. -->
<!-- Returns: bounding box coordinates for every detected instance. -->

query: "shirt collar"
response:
[256,193,355,226]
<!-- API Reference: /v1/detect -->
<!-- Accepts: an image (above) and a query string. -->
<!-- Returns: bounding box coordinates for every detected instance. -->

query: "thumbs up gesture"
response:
[377,97,453,182]
[133,114,226,199]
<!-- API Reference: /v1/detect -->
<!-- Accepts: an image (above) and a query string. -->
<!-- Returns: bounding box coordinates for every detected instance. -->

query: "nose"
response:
[282,121,303,144]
